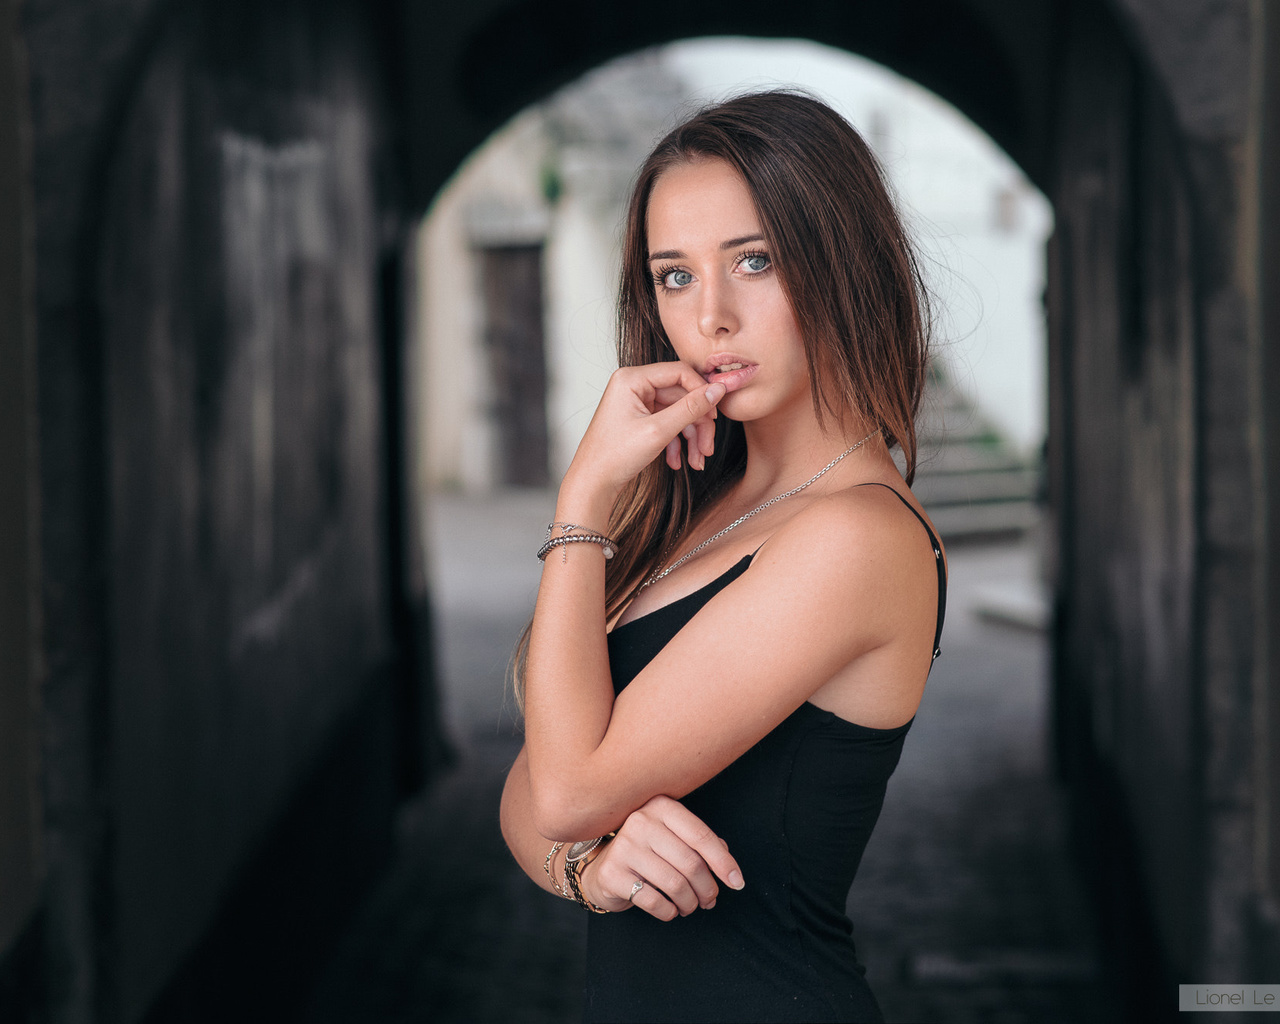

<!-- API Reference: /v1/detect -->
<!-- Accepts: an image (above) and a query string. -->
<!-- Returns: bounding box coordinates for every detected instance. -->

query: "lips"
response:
[702,354,759,392]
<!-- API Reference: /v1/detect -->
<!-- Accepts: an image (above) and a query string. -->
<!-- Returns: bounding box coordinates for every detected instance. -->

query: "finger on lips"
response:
[650,383,725,470]
[624,360,712,398]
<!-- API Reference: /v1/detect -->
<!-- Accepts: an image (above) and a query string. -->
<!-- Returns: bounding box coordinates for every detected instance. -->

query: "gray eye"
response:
[742,254,769,274]
[664,269,694,288]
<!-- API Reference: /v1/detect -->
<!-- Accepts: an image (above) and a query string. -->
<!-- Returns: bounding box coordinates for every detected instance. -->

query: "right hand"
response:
[579,795,744,921]
[561,362,727,507]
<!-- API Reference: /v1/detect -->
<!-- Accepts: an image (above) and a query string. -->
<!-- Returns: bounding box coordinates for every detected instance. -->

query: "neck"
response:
[734,411,879,501]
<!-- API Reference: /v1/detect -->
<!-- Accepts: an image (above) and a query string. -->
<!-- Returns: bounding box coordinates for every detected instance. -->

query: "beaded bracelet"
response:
[536,534,617,562]
[536,521,618,563]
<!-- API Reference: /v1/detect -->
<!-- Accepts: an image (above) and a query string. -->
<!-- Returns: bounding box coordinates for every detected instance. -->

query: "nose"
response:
[697,276,739,338]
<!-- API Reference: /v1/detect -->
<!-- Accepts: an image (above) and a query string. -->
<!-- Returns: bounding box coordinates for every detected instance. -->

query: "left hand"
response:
[578,794,743,920]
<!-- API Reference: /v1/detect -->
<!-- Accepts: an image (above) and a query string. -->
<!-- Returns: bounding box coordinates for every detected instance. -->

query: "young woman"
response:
[499,91,946,1023]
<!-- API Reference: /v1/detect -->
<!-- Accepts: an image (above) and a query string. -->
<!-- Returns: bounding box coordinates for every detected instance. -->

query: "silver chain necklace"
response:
[637,428,880,592]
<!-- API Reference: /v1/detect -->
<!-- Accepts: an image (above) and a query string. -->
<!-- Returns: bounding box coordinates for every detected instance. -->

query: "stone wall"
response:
[1047,0,1279,1006]
[1258,3,1280,961]
[1047,0,1202,992]
[0,0,433,1020]
[0,0,43,1001]
[96,5,392,1019]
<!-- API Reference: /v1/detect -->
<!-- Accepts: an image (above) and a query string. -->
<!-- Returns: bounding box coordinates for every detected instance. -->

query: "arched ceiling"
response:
[401,0,1065,208]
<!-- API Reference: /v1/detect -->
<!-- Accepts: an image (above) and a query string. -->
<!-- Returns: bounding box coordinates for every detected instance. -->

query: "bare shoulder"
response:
[721,480,942,659]
[761,479,944,579]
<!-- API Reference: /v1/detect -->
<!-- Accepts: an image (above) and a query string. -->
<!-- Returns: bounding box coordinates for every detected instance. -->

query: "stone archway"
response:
[404,0,1277,1005]
[1,2,1273,1021]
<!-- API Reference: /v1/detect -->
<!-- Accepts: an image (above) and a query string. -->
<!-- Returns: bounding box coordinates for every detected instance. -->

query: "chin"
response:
[715,391,755,421]
[720,387,808,425]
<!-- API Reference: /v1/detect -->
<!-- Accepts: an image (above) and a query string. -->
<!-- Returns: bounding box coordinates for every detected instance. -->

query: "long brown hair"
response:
[604,90,932,618]
[514,91,931,699]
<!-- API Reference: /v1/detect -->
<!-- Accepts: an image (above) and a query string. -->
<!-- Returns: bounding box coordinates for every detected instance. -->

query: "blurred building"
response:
[416,51,687,492]
[415,44,1054,496]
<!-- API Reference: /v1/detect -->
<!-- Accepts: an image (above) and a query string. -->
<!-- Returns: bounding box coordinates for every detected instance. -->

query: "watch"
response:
[563,832,616,913]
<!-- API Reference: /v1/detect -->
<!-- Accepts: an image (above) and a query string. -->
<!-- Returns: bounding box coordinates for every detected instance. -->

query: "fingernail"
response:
[683,424,697,440]
[728,870,744,890]
[705,382,726,402]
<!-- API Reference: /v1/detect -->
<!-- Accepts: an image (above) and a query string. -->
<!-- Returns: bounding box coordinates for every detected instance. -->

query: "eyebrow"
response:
[647,234,765,262]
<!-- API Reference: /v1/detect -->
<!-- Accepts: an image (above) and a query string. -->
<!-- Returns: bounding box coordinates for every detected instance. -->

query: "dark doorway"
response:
[479,244,551,487]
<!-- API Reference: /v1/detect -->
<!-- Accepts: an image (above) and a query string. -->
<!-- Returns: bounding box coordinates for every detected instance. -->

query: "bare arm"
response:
[498,748,569,899]
[500,745,744,920]
[523,363,935,838]
[524,500,933,837]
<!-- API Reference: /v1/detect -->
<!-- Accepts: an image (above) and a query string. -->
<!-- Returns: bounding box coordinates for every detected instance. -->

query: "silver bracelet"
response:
[536,533,617,561]
[537,522,618,563]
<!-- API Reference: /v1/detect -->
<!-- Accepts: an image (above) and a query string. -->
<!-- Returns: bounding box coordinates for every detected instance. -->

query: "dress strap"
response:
[855,482,947,661]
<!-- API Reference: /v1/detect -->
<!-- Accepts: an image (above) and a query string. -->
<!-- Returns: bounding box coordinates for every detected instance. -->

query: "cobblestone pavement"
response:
[306,492,1119,1024]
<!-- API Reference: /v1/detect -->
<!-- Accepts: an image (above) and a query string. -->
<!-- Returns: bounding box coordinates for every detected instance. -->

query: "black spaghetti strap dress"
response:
[584,485,946,1024]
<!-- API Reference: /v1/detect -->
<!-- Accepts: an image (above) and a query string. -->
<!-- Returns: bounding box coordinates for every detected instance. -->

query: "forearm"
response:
[521,368,725,835]
[499,747,575,896]
[522,478,626,834]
